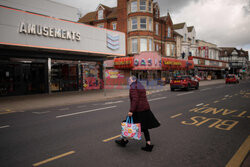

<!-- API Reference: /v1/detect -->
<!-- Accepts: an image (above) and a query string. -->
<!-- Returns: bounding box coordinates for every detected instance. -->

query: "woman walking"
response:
[115,76,160,152]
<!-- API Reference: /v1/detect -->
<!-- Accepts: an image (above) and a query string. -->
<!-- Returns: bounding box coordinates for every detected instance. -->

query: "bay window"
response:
[131,1,137,12]
[140,18,147,29]
[140,38,147,52]
[132,18,137,30]
[132,38,138,53]
[140,0,146,11]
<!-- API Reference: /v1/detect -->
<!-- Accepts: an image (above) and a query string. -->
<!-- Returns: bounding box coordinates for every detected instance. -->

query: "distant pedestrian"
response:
[115,76,160,152]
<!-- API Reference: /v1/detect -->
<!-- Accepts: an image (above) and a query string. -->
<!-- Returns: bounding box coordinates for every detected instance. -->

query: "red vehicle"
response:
[170,75,199,91]
[225,74,239,84]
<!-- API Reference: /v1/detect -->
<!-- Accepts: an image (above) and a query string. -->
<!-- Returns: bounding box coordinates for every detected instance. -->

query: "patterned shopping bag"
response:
[121,116,141,140]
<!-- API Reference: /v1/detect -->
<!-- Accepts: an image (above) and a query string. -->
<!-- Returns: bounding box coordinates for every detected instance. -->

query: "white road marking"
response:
[148,97,167,102]
[196,103,204,107]
[32,111,51,115]
[58,108,70,111]
[200,88,212,91]
[177,92,194,96]
[76,105,86,108]
[104,101,124,105]
[225,95,229,97]
[0,125,10,129]
[56,106,117,118]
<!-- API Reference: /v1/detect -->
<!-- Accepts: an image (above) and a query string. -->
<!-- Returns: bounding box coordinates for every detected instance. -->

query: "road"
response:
[0,80,249,167]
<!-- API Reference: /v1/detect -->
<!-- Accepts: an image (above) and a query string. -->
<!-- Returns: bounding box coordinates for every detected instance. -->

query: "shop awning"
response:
[162,58,194,70]
[114,57,134,69]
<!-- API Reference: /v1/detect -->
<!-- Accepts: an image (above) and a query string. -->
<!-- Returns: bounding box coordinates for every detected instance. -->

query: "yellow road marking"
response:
[32,151,75,167]
[214,101,219,103]
[226,135,250,167]
[0,109,16,115]
[171,113,183,118]
[103,135,121,143]
[203,104,210,107]
[222,98,227,100]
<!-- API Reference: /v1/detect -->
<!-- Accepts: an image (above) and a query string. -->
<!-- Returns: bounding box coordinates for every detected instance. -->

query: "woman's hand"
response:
[128,112,133,116]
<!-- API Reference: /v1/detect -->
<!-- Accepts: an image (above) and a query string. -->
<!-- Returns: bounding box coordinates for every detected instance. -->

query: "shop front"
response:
[113,52,194,87]
[192,56,228,80]
[0,5,125,96]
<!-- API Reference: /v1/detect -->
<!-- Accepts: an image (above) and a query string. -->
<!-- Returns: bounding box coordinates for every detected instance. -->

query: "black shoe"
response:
[115,139,129,147]
[141,144,154,152]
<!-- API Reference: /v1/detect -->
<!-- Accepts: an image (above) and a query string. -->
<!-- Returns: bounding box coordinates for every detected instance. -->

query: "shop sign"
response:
[105,70,125,79]
[163,61,181,66]
[114,60,132,66]
[107,34,120,50]
[19,22,81,41]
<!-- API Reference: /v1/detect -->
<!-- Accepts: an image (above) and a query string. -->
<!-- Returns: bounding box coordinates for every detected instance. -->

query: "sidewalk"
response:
[0,79,225,113]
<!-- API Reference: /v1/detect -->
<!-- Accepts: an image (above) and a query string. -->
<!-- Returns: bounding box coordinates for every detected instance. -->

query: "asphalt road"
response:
[0,80,249,167]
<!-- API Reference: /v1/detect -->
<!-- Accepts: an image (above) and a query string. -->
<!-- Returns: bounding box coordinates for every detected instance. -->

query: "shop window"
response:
[132,18,137,30]
[132,38,138,53]
[112,23,117,30]
[149,18,152,31]
[97,24,104,28]
[155,23,159,35]
[140,0,146,11]
[140,38,147,52]
[140,18,147,29]
[98,10,103,20]
[148,1,152,12]
[131,1,137,12]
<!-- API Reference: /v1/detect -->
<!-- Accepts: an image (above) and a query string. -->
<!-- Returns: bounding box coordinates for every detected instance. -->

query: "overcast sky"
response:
[52,0,250,57]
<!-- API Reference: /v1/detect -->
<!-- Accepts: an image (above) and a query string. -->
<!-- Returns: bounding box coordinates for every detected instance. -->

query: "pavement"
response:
[0,79,225,113]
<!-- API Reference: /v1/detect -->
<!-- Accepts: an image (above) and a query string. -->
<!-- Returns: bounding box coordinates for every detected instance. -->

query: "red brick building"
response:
[78,0,192,85]
[78,0,176,57]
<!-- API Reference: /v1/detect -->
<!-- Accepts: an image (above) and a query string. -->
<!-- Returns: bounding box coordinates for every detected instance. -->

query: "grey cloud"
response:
[243,0,250,15]
[157,0,199,15]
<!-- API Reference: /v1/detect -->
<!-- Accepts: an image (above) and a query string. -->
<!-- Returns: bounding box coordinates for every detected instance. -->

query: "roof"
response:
[187,26,194,32]
[78,4,117,23]
[173,23,185,30]
[173,30,183,37]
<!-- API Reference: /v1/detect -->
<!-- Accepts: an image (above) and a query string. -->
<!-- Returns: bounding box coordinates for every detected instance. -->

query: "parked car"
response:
[170,75,199,91]
[225,74,239,84]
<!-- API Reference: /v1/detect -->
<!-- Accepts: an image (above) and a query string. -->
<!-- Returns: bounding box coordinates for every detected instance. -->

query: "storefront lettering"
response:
[19,22,80,41]
[141,59,146,66]
[148,59,152,66]
[134,59,139,66]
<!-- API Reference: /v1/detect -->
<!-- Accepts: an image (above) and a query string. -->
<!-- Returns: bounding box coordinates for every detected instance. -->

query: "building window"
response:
[166,44,170,56]
[184,34,187,41]
[98,10,103,20]
[148,1,152,12]
[140,0,146,11]
[172,45,175,56]
[149,18,152,31]
[140,18,147,29]
[131,1,137,12]
[156,43,159,51]
[167,27,171,38]
[132,38,138,53]
[112,23,117,30]
[149,39,153,51]
[155,23,159,35]
[132,18,137,30]
[97,24,104,28]
[140,38,147,52]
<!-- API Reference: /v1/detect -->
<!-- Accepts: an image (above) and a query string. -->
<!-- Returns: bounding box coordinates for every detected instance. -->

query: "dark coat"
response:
[129,81,150,112]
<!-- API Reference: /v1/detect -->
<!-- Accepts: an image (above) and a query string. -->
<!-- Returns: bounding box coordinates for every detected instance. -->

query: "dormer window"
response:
[98,9,103,20]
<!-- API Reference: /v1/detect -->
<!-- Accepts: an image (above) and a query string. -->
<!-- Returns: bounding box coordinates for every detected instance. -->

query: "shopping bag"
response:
[121,116,141,140]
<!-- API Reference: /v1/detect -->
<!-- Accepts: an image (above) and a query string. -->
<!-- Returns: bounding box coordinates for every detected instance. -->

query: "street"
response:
[0,80,249,167]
